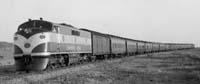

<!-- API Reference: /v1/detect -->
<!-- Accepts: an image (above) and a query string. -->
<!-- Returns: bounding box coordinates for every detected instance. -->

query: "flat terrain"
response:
[0,48,14,66]
[0,42,14,66]
[1,48,200,84]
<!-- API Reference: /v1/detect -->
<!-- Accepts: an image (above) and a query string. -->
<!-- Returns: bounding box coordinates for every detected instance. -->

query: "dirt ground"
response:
[28,48,200,84]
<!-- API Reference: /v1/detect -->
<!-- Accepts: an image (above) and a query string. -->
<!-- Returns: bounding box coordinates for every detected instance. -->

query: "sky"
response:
[0,0,200,46]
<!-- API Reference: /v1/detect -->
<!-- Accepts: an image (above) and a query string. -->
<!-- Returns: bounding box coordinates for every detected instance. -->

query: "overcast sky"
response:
[0,0,199,46]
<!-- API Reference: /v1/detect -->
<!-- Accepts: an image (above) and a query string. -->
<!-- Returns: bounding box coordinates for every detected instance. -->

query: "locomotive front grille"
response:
[23,55,32,65]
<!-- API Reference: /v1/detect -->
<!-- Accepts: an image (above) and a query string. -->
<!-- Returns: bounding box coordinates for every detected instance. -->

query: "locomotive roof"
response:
[18,20,52,28]
[54,23,77,29]
[19,19,77,29]
[17,20,54,33]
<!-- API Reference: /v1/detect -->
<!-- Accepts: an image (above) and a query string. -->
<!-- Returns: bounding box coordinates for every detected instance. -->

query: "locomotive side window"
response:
[72,30,80,36]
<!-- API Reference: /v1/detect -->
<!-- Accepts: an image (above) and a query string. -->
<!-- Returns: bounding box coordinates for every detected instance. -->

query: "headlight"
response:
[39,35,46,39]
[24,43,31,48]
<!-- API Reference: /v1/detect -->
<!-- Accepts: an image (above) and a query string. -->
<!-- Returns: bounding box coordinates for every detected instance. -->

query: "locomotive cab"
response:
[14,19,54,71]
[17,20,53,35]
[14,18,92,71]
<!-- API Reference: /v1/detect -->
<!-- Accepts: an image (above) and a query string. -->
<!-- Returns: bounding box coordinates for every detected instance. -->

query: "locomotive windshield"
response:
[16,20,53,38]
[18,20,53,32]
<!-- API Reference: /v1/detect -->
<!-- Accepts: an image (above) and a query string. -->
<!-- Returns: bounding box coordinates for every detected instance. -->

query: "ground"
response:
[1,48,200,84]
[0,48,14,66]
[35,48,200,84]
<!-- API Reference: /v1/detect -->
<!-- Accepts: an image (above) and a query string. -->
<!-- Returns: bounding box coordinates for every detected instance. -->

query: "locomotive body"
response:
[14,19,92,71]
[14,20,53,70]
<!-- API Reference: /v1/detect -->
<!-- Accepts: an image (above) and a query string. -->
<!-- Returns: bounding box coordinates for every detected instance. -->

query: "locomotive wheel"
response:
[104,55,109,60]
[63,55,69,66]
[46,63,56,70]
[89,56,96,62]
[25,70,30,73]
[59,62,66,67]
[50,63,56,69]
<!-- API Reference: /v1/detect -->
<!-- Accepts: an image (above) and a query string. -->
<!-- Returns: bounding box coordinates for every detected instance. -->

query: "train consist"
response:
[13,18,195,71]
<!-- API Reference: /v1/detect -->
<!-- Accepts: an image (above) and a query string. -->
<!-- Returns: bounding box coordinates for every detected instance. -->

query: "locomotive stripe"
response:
[14,51,92,57]
[47,42,92,52]
[14,52,51,57]
[48,33,91,45]
[14,32,92,57]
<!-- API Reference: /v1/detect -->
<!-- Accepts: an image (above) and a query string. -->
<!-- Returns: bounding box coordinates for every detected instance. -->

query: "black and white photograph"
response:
[0,0,199,84]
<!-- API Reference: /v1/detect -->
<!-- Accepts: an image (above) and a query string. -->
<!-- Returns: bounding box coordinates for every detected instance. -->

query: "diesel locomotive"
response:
[13,18,195,71]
